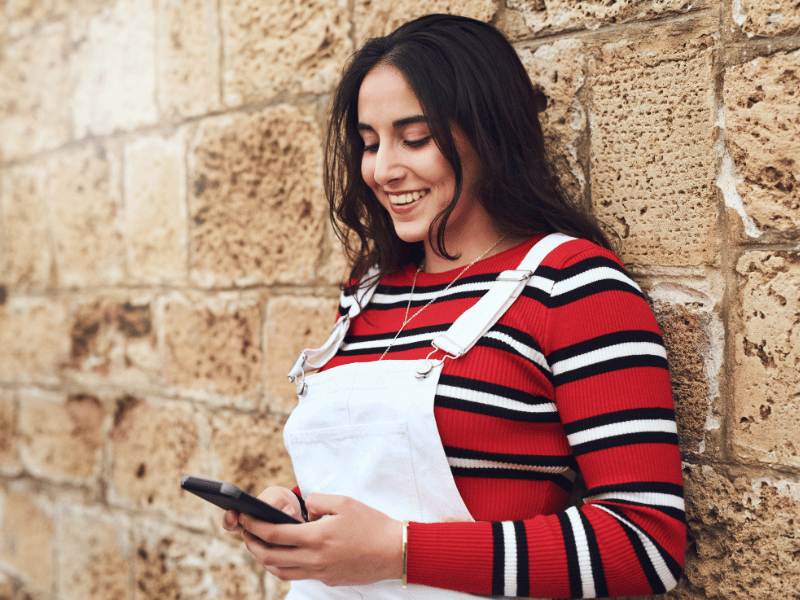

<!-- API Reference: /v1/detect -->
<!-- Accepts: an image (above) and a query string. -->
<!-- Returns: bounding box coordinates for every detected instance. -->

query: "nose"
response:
[372,142,403,186]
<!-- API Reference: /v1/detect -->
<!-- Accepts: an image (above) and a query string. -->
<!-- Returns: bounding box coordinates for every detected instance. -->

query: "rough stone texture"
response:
[124,132,188,283]
[0,165,51,290]
[589,18,719,266]
[221,0,351,105]
[0,297,69,384]
[157,0,221,118]
[18,389,104,482]
[0,396,17,472]
[189,106,326,286]
[69,0,158,137]
[0,23,71,160]
[65,295,160,388]
[266,573,291,600]
[508,0,703,35]
[57,507,130,600]
[47,146,126,288]
[651,303,713,453]
[111,397,204,515]
[353,0,498,41]
[0,491,53,593]
[133,519,261,600]
[265,296,340,413]
[519,38,588,204]
[209,412,296,497]
[732,0,800,38]
[675,464,800,599]
[733,251,800,468]
[724,49,800,235]
[161,293,265,403]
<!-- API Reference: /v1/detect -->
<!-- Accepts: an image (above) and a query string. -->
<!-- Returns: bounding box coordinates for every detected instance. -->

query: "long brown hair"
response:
[325,14,611,294]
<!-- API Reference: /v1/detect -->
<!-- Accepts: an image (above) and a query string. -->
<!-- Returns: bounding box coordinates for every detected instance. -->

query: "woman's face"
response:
[357,65,489,256]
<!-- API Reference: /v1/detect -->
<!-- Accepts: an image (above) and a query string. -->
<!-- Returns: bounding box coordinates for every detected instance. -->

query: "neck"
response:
[421,233,525,274]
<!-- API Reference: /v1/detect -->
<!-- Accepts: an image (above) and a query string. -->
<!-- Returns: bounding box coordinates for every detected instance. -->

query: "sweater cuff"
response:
[407,521,495,594]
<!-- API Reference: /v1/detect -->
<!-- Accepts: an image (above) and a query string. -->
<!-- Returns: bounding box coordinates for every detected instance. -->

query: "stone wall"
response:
[0,0,797,599]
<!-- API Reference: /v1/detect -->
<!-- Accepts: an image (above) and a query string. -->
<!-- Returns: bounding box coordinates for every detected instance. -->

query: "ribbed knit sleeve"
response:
[402,241,686,598]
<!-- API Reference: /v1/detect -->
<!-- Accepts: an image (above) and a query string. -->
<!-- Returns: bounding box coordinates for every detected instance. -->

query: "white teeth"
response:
[390,190,428,205]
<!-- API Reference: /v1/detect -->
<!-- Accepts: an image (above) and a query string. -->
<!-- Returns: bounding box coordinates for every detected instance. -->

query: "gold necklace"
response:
[377,234,507,361]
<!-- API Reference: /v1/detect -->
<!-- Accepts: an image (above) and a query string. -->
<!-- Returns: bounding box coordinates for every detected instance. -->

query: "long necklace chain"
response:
[377,234,507,361]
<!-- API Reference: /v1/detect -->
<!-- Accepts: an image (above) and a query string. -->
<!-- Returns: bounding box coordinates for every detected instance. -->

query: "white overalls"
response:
[284,234,570,599]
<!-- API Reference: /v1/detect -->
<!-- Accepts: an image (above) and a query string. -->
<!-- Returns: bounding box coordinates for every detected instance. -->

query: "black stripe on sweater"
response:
[558,512,583,598]
[491,522,504,596]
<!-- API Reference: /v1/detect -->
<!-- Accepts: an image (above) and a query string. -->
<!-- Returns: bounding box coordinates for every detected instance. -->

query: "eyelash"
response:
[363,137,431,153]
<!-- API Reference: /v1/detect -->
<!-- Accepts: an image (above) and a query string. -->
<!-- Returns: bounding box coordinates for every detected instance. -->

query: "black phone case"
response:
[181,475,301,524]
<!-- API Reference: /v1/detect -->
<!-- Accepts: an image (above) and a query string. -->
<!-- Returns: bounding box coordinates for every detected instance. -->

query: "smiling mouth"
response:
[389,190,429,205]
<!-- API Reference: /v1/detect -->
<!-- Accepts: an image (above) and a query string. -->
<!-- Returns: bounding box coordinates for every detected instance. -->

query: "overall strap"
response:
[288,265,381,382]
[431,233,574,359]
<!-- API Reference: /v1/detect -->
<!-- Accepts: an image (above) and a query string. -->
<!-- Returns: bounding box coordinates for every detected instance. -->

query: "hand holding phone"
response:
[181,475,301,524]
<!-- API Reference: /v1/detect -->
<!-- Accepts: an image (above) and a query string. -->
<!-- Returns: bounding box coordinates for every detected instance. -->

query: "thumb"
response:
[304,493,347,522]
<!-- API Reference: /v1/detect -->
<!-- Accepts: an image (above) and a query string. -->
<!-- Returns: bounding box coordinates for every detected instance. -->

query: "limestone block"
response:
[111,396,204,515]
[0,296,70,384]
[47,145,126,288]
[69,0,157,137]
[651,303,715,454]
[0,395,18,472]
[221,0,351,105]
[266,572,291,600]
[189,106,326,286]
[265,296,339,413]
[210,412,296,496]
[1,164,51,290]
[18,389,104,482]
[157,0,221,118]
[0,491,54,593]
[732,251,800,467]
[675,464,800,598]
[5,0,73,37]
[124,131,188,283]
[64,295,160,388]
[589,18,719,266]
[57,506,131,600]
[133,518,261,600]
[723,49,800,236]
[732,0,800,37]
[0,23,71,160]
[316,228,351,287]
[161,293,265,403]
[353,0,498,41]
[519,38,587,203]
[508,0,703,35]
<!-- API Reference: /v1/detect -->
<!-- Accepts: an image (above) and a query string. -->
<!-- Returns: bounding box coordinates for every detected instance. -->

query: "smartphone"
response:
[180,475,301,524]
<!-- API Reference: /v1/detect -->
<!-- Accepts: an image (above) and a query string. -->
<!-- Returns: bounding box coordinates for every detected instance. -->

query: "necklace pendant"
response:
[415,359,434,379]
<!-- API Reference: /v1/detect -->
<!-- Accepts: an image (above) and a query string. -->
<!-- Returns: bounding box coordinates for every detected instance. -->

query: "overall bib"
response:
[284,234,570,599]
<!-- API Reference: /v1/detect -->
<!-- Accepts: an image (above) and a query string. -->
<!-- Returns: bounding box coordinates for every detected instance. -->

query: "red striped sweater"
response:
[319,235,686,598]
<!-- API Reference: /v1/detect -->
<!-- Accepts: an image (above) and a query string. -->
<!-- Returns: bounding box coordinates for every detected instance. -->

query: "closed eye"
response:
[405,137,431,148]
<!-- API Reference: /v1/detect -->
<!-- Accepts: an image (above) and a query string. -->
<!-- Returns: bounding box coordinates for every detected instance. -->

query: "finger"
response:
[257,487,303,520]
[303,493,348,521]
[239,513,308,548]
[222,510,241,531]
[242,531,316,572]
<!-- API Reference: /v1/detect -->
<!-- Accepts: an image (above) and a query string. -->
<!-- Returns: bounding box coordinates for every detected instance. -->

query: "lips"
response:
[389,189,429,205]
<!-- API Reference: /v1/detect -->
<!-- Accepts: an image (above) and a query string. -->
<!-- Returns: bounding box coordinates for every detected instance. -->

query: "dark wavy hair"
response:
[326,14,611,293]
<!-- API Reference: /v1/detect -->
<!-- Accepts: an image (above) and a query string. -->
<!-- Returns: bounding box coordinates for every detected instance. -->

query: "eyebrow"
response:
[357,115,428,131]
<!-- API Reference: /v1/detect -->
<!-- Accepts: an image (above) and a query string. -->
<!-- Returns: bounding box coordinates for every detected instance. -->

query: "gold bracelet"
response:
[402,520,409,588]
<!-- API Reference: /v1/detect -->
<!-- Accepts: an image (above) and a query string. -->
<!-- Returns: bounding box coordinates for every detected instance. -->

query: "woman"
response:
[223,14,686,599]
